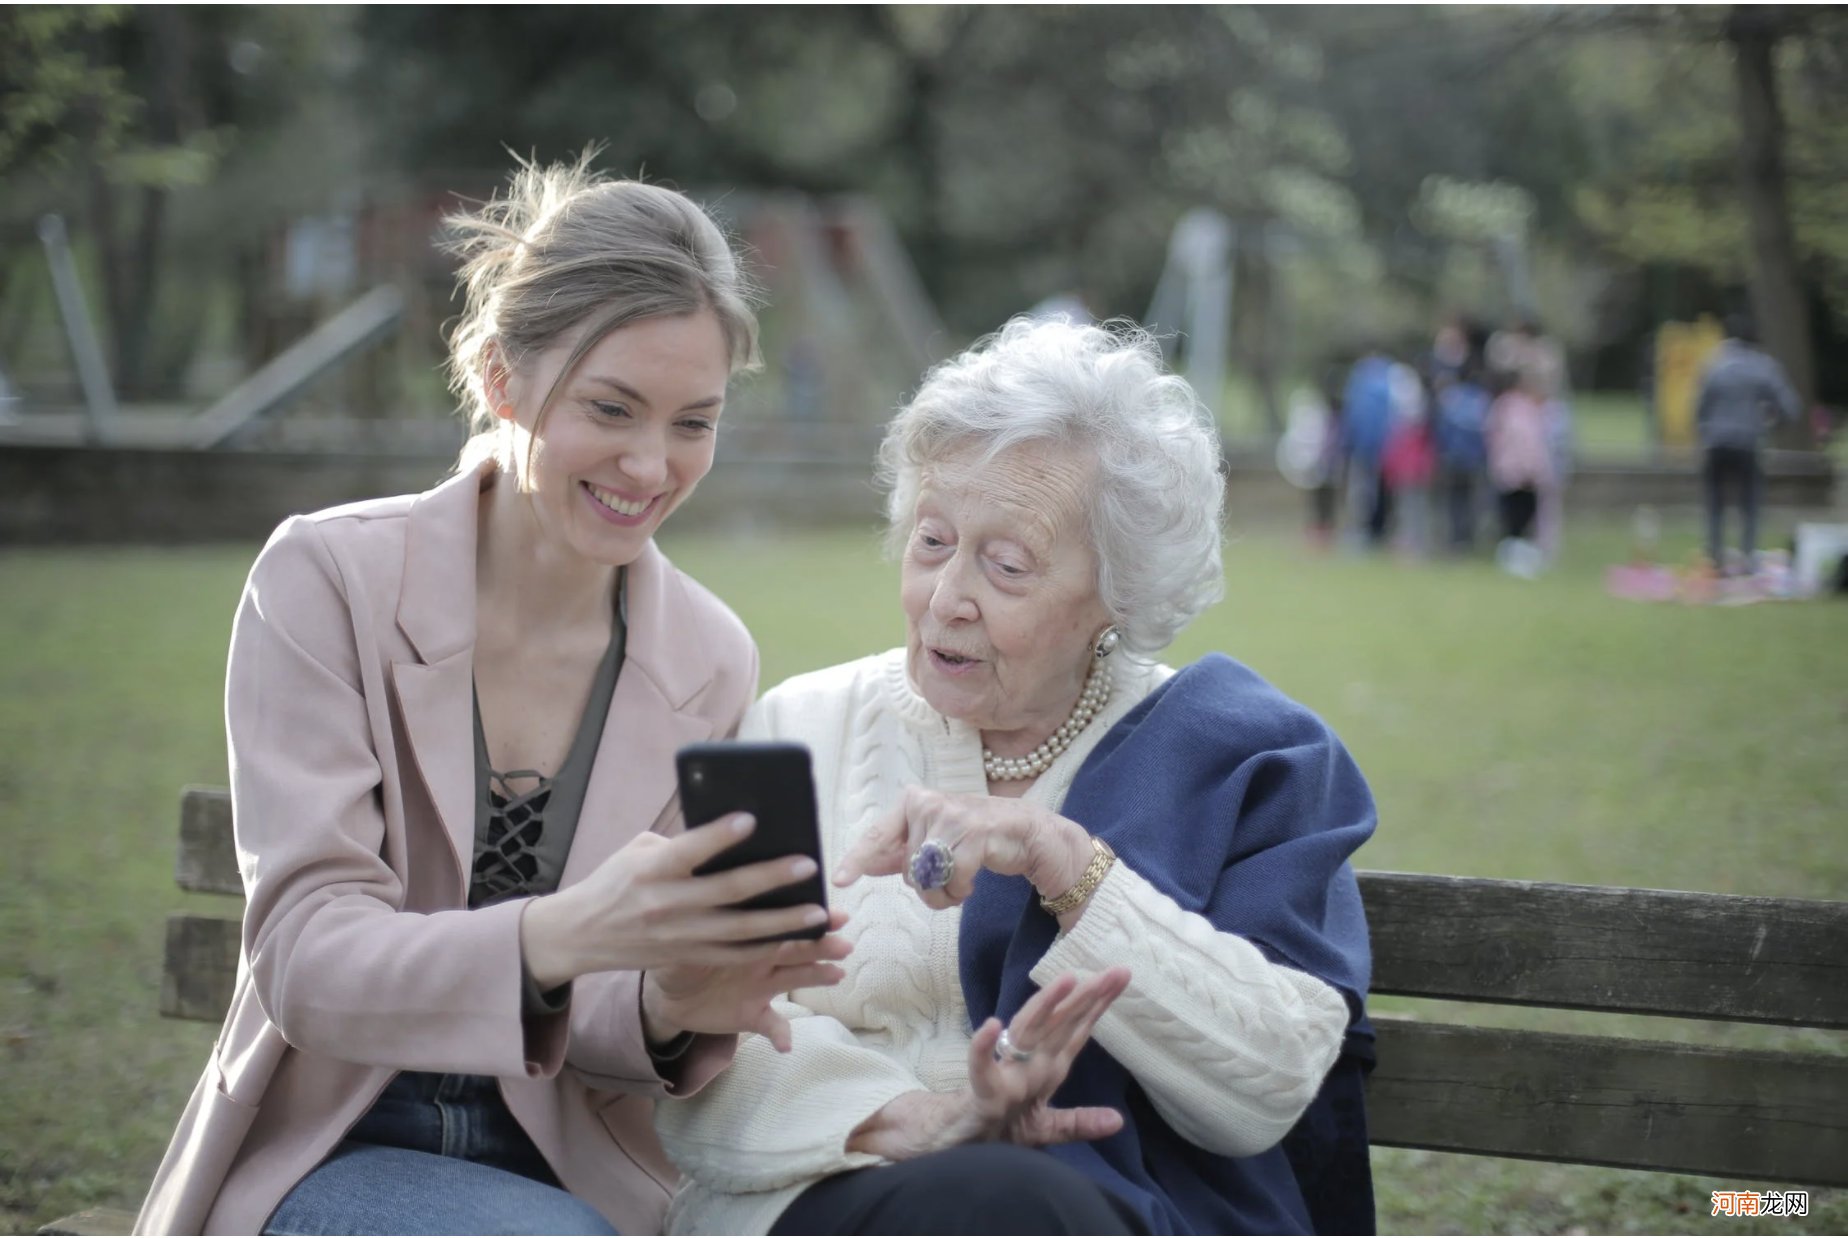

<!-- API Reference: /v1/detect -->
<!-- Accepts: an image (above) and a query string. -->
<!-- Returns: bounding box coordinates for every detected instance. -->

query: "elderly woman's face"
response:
[901,441,1111,746]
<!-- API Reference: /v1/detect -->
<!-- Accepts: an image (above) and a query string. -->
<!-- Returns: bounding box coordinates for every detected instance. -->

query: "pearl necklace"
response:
[982,658,1113,782]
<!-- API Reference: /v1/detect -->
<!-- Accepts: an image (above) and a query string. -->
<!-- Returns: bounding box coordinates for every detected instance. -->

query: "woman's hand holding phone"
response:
[518,813,851,1047]
[642,905,852,1053]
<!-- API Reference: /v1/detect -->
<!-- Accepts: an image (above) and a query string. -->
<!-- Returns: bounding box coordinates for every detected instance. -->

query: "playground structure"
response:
[9,189,946,457]
[706,191,951,463]
[1145,207,1235,425]
[0,192,957,540]
[0,198,1836,543]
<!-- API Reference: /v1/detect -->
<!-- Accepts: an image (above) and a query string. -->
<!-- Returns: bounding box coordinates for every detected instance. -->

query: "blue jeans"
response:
[264,1072,618,1235]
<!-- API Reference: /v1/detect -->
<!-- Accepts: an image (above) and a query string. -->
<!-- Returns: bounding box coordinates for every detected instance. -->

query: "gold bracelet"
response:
[1039,836,1116,918]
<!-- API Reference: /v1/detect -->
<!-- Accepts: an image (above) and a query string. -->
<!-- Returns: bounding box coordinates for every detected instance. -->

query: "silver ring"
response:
[908,838,955,892]
[994,1027,1033,1063]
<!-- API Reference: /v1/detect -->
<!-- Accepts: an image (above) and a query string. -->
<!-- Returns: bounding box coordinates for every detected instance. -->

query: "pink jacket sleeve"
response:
[229,519,560,1079]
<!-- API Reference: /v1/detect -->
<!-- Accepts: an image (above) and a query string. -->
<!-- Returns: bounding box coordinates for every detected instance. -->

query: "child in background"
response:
[1382,365,1436,559]
[1434,365,1491,552]
[1342,347,1398,551]
[1308,363,1347,547]
[1278,379,1343,549]
[1485,368,1557,578]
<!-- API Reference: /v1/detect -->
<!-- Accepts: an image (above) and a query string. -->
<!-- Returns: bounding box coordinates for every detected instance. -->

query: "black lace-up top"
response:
[395,571,689,1074]
[469,571,626,909]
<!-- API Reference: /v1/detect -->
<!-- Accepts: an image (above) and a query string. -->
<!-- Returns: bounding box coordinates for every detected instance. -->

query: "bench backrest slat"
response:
[1361,870,1848,1028]
[177,796,1848,1029]
[177,787,240,896]
[1368,1019,1848,1187]
[159,912,240,1021]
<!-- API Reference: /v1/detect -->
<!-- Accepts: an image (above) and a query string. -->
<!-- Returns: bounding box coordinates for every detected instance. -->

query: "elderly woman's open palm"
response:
[844,969,1133,1162]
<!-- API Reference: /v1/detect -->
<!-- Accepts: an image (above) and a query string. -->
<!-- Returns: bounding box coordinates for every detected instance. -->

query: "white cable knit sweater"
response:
[654,649,1351,1235]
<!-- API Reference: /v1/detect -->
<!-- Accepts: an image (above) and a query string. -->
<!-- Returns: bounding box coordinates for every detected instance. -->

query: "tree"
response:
[348,7,1355,354]
[1,7,367,399]
[1726,5,1815,409]
[1,6,232,397]
[0,6,138,341]
[1556,6,1848,418]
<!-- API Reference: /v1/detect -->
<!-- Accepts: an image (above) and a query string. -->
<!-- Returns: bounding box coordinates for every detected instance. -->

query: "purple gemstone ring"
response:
[908,839,956,892]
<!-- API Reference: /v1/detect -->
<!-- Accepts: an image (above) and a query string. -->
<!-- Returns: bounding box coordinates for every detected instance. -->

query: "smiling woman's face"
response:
[900,440,1111,750]
[496,310,730,567]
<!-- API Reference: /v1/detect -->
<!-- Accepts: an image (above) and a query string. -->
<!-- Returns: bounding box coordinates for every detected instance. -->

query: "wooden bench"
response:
[41,787,1848,1233]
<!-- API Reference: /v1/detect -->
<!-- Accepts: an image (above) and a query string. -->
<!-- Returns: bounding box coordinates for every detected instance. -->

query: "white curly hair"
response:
[877,316,1226,658]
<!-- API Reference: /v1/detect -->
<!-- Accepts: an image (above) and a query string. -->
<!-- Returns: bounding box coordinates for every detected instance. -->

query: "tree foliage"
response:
[0,6,136,178]
[6,4,1848,407]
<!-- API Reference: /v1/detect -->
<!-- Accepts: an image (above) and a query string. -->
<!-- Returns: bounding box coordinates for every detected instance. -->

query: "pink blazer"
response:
[135,462,758,1235]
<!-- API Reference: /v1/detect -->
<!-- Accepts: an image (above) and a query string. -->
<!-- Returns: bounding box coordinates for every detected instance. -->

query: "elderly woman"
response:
[656,319,1377,1236]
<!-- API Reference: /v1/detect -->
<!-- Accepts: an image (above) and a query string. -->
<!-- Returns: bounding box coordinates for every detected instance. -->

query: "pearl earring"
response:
[1093,625,1121,659]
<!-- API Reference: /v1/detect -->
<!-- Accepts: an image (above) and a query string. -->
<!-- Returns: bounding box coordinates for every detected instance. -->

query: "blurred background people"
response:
[1487,315,1567,401]
[1694,311,1803,574]
[1427,315,1471,386]
[1486,315,1574,566]
[1278,363,1346,549]
[1341,345,1397,551]
[1433,362,1492,554]
[1486,368,1557,578]
[1311,362,1348,547]
[1382,363,1435,559]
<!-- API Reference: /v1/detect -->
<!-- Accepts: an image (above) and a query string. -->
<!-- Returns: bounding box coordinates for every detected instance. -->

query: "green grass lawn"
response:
[2,513,1844,1234]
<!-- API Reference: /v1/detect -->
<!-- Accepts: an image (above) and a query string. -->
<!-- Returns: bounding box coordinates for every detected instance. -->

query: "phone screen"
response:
[677,741,827,941]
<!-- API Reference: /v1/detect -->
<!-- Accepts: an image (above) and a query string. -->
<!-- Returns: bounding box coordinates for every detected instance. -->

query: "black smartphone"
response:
[677,740,827,942]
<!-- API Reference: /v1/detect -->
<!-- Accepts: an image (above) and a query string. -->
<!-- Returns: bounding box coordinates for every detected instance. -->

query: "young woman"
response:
[136,159,849,1236]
